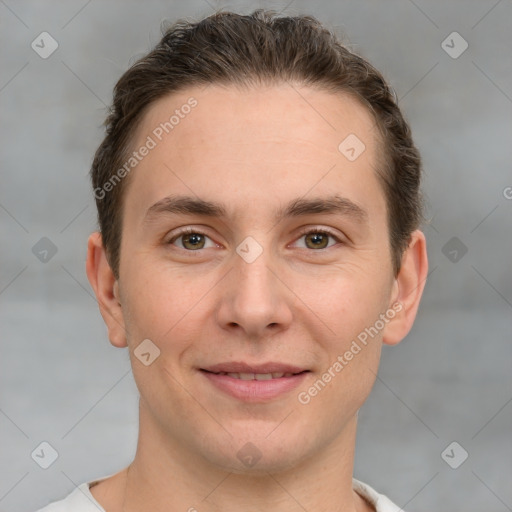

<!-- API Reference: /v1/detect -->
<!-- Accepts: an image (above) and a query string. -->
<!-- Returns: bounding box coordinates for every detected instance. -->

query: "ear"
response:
[85,231,127,348]
[382,229,428,346]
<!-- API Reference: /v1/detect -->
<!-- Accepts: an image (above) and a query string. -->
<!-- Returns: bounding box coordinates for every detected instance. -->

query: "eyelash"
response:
[166,227,343,251]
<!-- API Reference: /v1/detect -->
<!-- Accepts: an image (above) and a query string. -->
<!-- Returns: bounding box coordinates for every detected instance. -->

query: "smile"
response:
[209,371,298,380]
[199,368,310,402]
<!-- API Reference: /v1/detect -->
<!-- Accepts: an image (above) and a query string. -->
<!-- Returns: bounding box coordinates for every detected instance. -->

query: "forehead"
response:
[137,83,378,156]
[123,83,385,227]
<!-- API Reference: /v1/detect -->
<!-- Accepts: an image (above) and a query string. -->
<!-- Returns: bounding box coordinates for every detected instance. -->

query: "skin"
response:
[86,83,428,512]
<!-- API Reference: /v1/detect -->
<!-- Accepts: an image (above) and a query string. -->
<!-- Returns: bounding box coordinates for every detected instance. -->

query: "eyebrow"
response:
[143,194,369,226]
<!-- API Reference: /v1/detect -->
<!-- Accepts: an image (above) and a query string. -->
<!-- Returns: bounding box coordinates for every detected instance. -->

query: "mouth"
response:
[201,370,305,380]
[199,362,310,402]
[201,361,309,375]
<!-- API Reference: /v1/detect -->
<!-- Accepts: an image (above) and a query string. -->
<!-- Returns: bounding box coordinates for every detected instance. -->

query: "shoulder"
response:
[35,479,108,512]
[353,478,406,512]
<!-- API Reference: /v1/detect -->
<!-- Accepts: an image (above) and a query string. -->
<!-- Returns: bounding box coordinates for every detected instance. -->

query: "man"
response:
[37,9,428,512]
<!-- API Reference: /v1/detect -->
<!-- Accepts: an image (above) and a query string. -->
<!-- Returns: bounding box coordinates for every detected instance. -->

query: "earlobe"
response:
[382,230,428,346]
[85,231,128,348]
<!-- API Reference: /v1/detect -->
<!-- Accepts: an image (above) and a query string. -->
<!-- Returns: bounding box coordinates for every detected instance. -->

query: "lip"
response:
[201,361,308,374]
[200,369,309,402]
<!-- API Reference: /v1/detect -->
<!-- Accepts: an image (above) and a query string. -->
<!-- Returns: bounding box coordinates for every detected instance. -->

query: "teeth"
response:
[217,372,296,380]
[255,373,273,381]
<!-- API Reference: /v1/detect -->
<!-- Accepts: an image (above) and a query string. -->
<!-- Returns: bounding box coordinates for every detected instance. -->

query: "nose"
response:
[215,246,293,340]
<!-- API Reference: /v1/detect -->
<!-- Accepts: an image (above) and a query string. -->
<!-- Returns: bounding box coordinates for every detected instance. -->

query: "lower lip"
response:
[200,370,309,402]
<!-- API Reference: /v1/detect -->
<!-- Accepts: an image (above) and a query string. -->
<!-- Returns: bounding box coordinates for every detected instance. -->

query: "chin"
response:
[198,429,315,476]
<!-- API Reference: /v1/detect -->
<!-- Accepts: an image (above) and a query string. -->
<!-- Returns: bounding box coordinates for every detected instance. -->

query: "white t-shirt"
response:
[35,474,405,512]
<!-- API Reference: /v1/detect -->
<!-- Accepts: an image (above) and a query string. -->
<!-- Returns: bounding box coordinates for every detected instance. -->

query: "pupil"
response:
[308,233,327,249]
[185,233,203,248]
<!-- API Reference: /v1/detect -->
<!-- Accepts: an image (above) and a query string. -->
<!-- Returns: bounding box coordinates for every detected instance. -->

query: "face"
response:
[107,83,403,472]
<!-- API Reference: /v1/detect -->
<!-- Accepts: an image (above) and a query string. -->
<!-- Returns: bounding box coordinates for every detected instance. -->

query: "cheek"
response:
[301,266,390,333]
[298,287,384,415]
[297,266,390,395]
[120,260,209,341]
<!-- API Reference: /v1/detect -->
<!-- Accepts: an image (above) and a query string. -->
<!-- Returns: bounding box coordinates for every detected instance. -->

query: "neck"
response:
[115,401,371,512]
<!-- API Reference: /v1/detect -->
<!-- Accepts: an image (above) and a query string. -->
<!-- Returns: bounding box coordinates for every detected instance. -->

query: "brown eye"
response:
[305,232,330,249]
[295,229,340,250]
[168,229,216,251]
[181,233,206,250]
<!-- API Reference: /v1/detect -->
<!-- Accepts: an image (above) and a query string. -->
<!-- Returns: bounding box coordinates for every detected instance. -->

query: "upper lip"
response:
[201,362,308,374]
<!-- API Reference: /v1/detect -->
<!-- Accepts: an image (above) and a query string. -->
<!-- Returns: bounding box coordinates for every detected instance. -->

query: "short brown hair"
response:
[90,8,424,279]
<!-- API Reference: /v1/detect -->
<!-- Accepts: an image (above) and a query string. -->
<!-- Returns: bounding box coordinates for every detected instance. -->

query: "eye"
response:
[166,227,343,252]
[293,228,342,250]
[167,228,217,251]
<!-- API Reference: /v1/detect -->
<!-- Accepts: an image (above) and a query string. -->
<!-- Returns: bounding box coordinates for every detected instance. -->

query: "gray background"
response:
[1,1,511,511]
